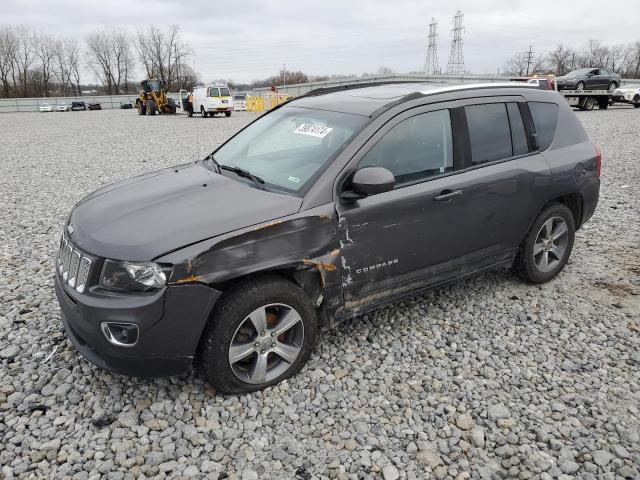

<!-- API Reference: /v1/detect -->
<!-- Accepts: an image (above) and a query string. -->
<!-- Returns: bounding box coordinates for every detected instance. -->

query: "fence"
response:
[0,92,183,114]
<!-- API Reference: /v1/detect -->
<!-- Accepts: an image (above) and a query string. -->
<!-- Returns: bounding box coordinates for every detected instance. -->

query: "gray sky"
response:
[2,0,640,83]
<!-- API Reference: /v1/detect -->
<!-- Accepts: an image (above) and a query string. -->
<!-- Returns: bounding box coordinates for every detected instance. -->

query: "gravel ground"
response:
[0,107,639,480]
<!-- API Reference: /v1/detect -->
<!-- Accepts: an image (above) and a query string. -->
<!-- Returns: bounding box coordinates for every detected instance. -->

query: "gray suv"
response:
[55,82,601,393]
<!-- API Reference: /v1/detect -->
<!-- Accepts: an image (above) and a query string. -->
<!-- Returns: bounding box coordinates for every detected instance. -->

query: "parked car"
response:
[556,68,621,92]
[87,102,102,110]
[612,84,640,108]
[192,84,233,117]
[120,101,133,109]
[71,101,87,111]
[39,103,53,112]
[55,82,601,393]
[526,77,554,90]
[56,103,70,112]
[233,92,247,111]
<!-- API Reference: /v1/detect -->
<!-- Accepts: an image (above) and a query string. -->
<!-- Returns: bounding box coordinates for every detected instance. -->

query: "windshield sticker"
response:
[294,123,333,138]
[288,176,300,183]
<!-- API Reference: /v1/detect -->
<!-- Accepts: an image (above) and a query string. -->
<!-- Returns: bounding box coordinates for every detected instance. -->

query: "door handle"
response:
[434,189,463,202]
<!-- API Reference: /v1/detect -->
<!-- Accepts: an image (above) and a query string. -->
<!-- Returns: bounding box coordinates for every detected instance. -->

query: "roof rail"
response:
[301,80,436,98]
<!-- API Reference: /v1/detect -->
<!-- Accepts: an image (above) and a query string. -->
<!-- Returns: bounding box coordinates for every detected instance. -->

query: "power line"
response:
[446,10,465,75]
[423,18,439,75]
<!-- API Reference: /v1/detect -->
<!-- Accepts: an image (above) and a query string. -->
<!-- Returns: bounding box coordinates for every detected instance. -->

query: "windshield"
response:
[234,94,246,100]
[211,106,368,193]
[566,69,591,78]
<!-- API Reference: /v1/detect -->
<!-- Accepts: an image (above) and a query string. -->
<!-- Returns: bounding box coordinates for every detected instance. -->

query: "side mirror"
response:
[341,167,395,202]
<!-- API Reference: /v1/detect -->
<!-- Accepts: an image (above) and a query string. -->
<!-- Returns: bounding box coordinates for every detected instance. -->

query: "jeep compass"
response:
[55,82,600,393]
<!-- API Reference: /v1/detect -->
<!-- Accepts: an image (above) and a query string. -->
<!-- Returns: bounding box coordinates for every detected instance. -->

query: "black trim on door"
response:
[450,107,471,170]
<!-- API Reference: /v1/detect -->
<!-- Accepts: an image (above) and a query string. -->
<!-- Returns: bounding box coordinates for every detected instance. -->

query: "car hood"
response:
[69,162,302,261]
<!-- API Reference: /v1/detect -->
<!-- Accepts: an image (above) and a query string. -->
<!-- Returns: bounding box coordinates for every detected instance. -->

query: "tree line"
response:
[505,40,640,78]
[0,24,199,98]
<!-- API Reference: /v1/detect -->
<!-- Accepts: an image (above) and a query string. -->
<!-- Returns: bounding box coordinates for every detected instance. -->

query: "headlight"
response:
[99,260,170,292]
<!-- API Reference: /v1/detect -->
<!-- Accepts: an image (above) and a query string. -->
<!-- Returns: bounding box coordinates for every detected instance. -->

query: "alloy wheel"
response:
[228,303,304,385]
[533,217,569,273]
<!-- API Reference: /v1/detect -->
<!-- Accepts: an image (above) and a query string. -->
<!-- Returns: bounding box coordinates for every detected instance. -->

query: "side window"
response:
[507,103,529,156]
[358,109,453,186]
[528,102,559,151]
[465,103,512,164]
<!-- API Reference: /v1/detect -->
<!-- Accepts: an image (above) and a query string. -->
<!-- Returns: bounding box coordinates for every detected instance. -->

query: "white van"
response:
[192,84,233,117]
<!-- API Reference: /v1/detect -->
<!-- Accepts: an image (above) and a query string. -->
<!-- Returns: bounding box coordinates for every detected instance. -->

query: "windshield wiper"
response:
[220,164,265,186]
[203,154,221,174]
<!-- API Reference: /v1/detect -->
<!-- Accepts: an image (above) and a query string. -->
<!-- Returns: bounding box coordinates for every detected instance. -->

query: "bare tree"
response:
[136,25,191,90]
[0,26,19,97]
[86,28,131,94]
[548,45,574,76]
[14,26,35,97]
[33,33,56,96]
[66,38,82,95]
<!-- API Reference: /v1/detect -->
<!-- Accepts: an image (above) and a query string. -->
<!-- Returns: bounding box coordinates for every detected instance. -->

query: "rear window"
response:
[220,88,230,97]
[465,103,512,164]
[529,102,559,151]
[208,88,219,97]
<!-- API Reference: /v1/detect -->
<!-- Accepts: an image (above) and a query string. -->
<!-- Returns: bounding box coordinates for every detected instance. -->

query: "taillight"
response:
[594,144,602,178]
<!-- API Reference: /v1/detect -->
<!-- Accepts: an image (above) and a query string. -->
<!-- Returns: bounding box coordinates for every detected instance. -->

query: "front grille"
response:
[58,235,93,293]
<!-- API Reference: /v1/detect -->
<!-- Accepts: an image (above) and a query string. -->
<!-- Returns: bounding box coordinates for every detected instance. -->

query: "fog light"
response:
[101,322,139,347]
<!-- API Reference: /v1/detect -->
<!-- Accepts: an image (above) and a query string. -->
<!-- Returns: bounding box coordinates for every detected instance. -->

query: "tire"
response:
[583,97,595,111]
[514,203,575,284]
[199,276,318,394]
[146,99,156,115]
[137,101,146,115]
[201,106,208,118]
[225,111,232,117]
[167,98,176,114]
[576,81,585,91]
[608,81,618,92]
[633,95,640,109]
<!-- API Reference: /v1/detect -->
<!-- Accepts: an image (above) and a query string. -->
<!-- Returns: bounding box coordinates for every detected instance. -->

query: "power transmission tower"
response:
[525,45,534,75]
[423,18,439,75]
[446,10,465,75]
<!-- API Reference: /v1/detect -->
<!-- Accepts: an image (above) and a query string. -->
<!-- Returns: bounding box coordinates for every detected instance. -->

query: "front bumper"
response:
[55,275,221,377]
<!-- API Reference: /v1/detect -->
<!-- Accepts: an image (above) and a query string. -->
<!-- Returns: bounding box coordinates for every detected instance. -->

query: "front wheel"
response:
[137,101,146,115]
[608,81,618,92]
[514,203,575,284]
[199,276,317,393]
[633,95,640,108]
[146,99,156,115]
[225,111,232,117]
[576,81,585,91]
[201,106,208,118]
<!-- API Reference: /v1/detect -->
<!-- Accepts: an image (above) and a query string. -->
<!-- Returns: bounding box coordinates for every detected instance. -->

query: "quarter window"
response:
[465,103,512,164]
[359,109,453,186]
[529,102,559,151]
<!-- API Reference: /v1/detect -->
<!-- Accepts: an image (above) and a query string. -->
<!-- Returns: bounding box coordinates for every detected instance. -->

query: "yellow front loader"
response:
[135,79,176,115]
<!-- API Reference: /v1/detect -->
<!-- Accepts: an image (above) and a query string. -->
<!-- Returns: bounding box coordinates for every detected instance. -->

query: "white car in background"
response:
[39,103,53,112]
[612,85,640,108]
[56,103,70,112]
[233,92,247,111]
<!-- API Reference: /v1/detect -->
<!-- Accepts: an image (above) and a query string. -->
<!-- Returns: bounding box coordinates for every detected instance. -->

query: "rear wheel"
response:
[137,101,146,115]
[146,99,156,115]
[167,98,177,114]
[201,106,208,118]
[199,276,317,393]
[582,97,595,111]
[514,203,575,284]
[225,111,232,117]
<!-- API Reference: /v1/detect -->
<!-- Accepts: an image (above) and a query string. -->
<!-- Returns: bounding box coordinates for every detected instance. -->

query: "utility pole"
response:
[446,11,465,75]
[525,44,534,76]
[282,63,286,87]
[423,18,439,75]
